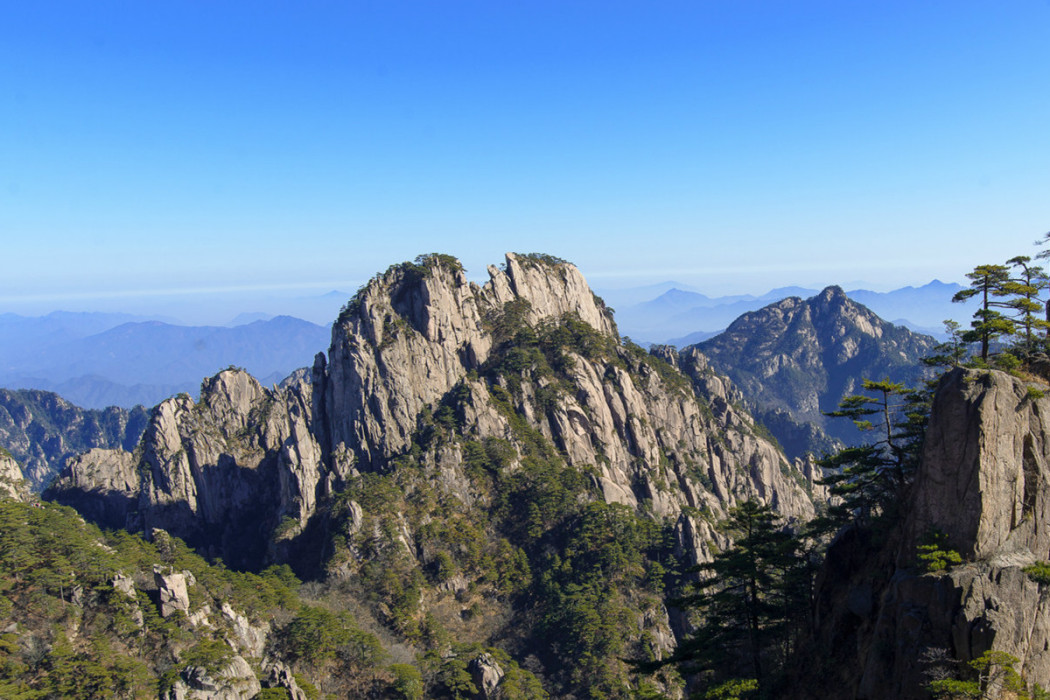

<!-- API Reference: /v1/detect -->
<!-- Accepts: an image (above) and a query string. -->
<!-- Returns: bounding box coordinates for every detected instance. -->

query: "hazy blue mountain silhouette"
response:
[607,280,975,345]
[0,315,329,408]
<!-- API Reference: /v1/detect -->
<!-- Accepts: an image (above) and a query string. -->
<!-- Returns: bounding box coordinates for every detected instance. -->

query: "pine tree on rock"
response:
[816,379,927,531]
[1005,255,1049,352]
[952,264,1014,361]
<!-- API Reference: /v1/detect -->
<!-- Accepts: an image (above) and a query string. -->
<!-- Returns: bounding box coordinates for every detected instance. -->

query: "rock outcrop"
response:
[469,652,505,699]
[155,567,192,619]
[43,253,821,697]
[50,254,815,570]
[47,368,328,568]
[164,655,261,700]
[800,368,1050,698]
[325,253,617,471]
[0,449,29,501]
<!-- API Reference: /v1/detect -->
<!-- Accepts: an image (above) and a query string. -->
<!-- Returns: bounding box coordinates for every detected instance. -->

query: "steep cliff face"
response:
[802,368,1050,699]
[52,253,814,562]
[323,252,812,523]
[0,448,29,501]
[696,286,935,458]
[325,252,617,471]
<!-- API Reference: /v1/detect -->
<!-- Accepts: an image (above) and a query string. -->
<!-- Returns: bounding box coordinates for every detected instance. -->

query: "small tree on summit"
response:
[1005,255,1049,352]
[953,264,1014,361]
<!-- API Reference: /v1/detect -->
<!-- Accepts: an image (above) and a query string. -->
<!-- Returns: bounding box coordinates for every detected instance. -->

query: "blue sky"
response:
[2,1,1048,320]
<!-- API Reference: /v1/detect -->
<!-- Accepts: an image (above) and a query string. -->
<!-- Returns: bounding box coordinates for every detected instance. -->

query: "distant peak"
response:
[817,285,847,300]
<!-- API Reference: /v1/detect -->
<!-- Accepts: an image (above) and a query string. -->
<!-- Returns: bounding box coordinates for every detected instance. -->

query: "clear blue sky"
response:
[2,1,1048,319]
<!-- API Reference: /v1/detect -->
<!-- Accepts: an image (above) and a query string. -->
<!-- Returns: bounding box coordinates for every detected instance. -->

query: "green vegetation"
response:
[0,497,437,698]
[320,298,714,697]
[514,252,572,267]
[928,650,1048,700]
[953,264,1018,362]
[637,500,815,698]
[916,529,963,572]
[338,253,464,324]
[947,242,1050,371]
[814,379,929,532]
[1024,561,1050,585]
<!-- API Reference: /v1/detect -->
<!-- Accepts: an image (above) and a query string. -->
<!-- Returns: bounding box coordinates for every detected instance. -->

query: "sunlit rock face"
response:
[46,253,815,571]
[0,449,29,501]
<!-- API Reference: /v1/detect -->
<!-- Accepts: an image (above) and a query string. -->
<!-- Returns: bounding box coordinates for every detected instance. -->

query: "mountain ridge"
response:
[43,252,818,697]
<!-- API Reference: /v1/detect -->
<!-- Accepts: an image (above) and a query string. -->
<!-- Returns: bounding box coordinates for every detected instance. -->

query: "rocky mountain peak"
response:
[816,284,847,302]
[327,253,619,470]
[697,286,936,456]
[487,252,617,337]
[34,253,828,697]
[48,252,816,570]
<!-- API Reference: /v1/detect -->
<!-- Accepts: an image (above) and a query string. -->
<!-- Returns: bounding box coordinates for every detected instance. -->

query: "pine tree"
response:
[1005,255,1049,352]
[952,264,1014,361]
[640,500,810,696]
[816,380,927,531]
[923,320,967,369]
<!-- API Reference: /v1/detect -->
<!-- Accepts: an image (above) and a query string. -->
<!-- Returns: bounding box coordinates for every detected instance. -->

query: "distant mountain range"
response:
[0,280,971,411]
[0,313,330,409]
[597,279,978,345]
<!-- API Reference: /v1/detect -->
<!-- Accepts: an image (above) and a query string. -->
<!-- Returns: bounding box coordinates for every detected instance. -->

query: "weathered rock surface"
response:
[36,253,828,698]
[265,662,309,700]
[48,447,139,525]
[469,652,505,699]
[220,602,268,659]
[155,567,192,618]
[0,449,29,501]
[164,654,261,700]
[801,368,1050,698]
[905,368,1050,562]
[326,253,616,471]
[697,286,935,458]
[49,254,816,570]
[47,368,329,568]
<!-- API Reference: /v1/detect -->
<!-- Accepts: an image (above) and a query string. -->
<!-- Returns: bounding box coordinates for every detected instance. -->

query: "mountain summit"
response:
[696,285,936,457]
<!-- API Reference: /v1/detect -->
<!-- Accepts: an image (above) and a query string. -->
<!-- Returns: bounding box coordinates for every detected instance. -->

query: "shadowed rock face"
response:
[45,253,816,573]
[696,286,936,457]
[47,369,326,570]
[798,368,1050,699]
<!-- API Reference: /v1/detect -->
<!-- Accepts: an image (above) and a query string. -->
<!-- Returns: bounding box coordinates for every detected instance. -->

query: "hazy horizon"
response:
[3,2,1047,318]
[1,264,967,327]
